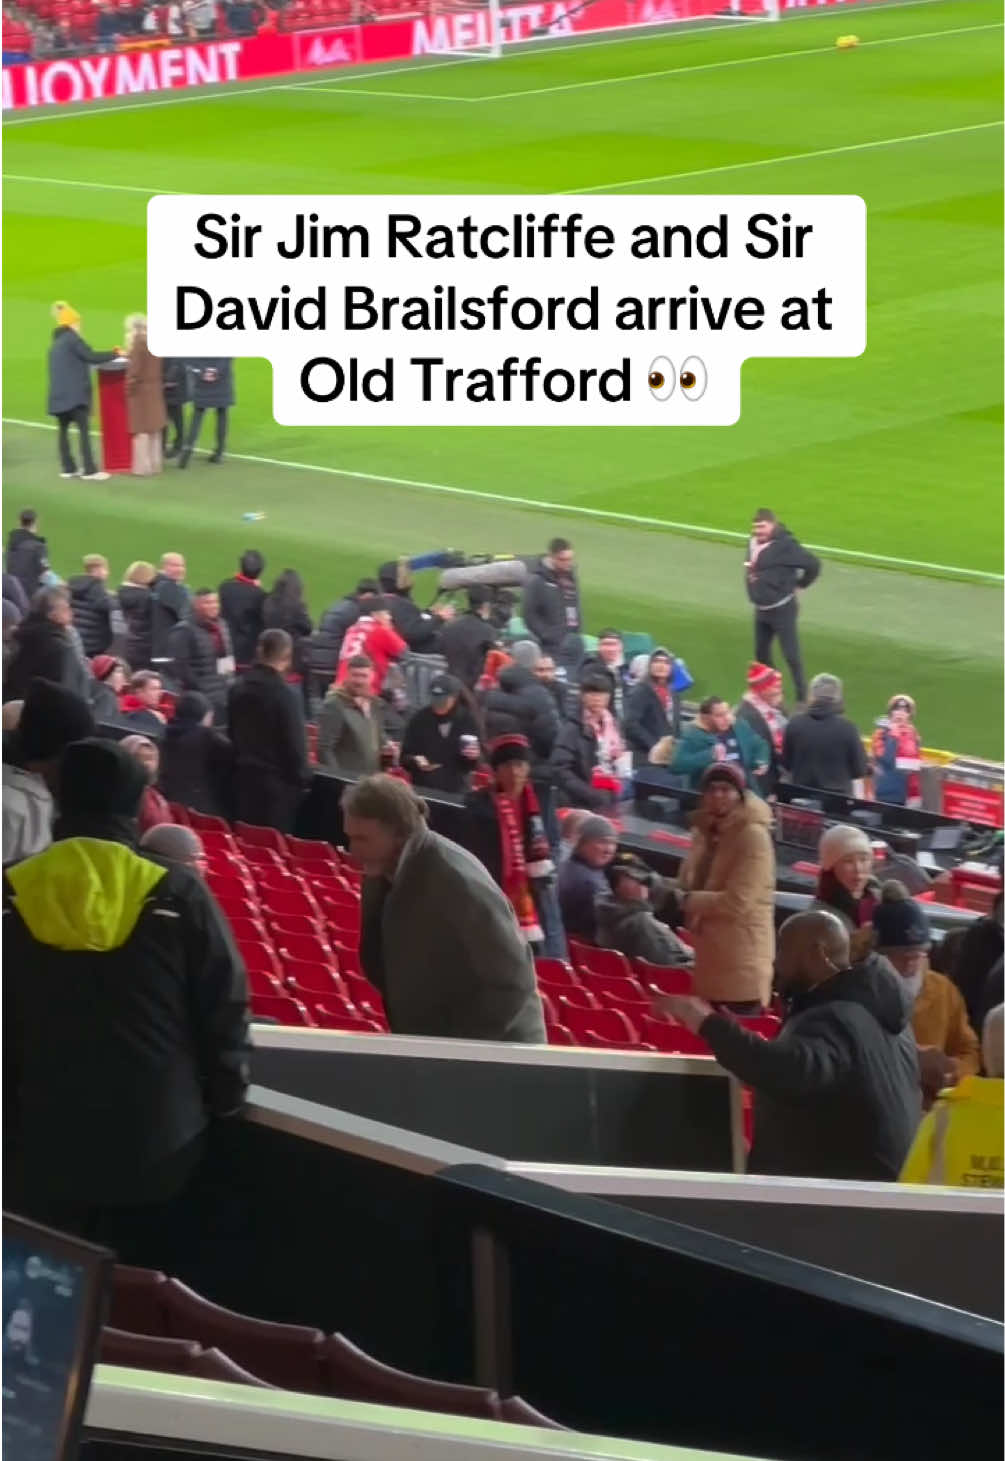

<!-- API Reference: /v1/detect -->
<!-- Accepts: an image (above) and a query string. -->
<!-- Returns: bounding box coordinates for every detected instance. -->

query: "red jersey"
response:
[335,616,406,693]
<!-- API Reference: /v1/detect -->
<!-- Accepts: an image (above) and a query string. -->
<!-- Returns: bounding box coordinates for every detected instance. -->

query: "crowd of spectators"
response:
[3,511,1003,1203]
[2,0,428,60]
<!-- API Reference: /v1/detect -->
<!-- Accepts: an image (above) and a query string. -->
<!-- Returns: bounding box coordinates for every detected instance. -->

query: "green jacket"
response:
[670,718,770,792]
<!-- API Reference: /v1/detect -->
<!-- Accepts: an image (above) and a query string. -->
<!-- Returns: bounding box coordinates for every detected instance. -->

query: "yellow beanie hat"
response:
[52,301,81,328]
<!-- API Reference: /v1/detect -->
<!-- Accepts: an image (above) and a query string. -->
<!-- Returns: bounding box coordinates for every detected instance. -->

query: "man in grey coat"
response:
[317,656,388,774]
[47,307,121,481]
[343,775,546,1044]
[178,358,234,468]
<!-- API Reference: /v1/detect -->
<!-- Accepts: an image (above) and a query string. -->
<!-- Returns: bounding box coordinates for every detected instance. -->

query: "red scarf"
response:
[492,783,553,943]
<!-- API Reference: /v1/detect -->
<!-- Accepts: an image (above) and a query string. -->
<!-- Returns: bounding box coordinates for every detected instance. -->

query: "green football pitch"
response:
[3,0,1002,753]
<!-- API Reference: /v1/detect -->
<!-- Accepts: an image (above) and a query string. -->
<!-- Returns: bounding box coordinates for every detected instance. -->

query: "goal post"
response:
[436,0,504,59]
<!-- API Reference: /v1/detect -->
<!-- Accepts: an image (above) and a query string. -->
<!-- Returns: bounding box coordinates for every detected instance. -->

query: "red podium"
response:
[97,361,131,474]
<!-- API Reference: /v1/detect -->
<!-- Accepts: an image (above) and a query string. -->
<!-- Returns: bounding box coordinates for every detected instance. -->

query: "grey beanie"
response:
[576,815,617,847]
[140,823,204,865]
[510,639,542,669]
[810,673,843,703]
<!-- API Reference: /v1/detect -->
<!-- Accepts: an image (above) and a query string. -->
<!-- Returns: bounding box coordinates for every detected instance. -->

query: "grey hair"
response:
[982,1003,1004,1079]
[342,774,428,841]
[125,313,147,337]
[140,824,204,866]
[810,673,843,703]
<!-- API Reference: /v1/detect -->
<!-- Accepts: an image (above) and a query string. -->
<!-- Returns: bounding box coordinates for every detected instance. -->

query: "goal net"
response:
[432,0,779,60]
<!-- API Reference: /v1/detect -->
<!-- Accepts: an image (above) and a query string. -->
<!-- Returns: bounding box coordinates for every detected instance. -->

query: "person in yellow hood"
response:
[901,1003,1004,1188]
[3,738,249,1263]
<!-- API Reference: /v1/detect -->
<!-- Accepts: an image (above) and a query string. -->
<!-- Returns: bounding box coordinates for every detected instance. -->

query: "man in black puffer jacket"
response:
[744,509,820,703]
[67,554,114,657]
[782,673,868,795]
[660,910,920,1182]
[3,738,249,1258]
[441,587,497,688]
[307,578,378,694]
[167,588,235,725]
[481,641,559,767]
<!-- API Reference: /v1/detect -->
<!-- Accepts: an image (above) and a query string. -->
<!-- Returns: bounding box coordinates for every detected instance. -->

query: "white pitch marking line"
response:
[5,116,1000,200]
[0,0,971,125]
[283,83,478,100]
[474,21,1004,103]
[563,117,1004,193]
[3,416,1001,583]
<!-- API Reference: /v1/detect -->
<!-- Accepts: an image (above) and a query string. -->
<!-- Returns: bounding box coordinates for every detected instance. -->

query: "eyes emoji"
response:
[647,356,709,402]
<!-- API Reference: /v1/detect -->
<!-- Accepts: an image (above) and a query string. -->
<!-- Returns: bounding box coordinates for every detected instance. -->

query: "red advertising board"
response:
[2,0,875,112]
[941,781,1005,829]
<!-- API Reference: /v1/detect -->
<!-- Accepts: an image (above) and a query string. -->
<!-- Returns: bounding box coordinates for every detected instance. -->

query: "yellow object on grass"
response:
[836,35,860,49]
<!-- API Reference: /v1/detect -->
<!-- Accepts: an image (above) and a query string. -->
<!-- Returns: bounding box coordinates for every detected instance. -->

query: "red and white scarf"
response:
[492,783,554,944]
[743,690,787,754]
[584,706,624,774]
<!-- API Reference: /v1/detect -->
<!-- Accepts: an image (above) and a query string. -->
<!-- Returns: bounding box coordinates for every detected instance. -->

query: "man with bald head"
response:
[660,910,921,1180]
[151,552,192,665]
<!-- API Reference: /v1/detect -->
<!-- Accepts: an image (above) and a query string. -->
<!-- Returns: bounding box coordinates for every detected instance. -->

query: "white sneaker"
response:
[82,471,110,481]
[59,471,80,479]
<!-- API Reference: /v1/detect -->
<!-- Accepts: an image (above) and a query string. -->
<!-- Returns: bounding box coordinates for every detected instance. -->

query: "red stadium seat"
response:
[239,843,286,869]
[634,963,693,997]
[227,915,269,943]
[248,969,285,998]
[266,912,324,939]
[286,836,337,861]
[575,947,633,980]
[250,994,315,1027]
[186,811,230,834]
[237,941,283,978]
[234,823,288,854]
[552,990,602,1019]
[198,829,239,855]
[109,1266,168,1335]
[533,958,580,987]
[563,1007,639,1046]
[167,802,192,826]
[324,1333,498,1416]
[312,1010,384,1033]
[578,973,645,1004]
[262,887,322,919]
[333,943,363,979]
[281,959,343,993]
[545,1022,576,1046]
[275,932,336,966]
[161,1280,326,1392]
[640,1018,712,1055]
[537,990,556,1024]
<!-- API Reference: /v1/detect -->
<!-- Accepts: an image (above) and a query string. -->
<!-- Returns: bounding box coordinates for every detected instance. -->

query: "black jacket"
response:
[219,577,265,668]
[307,594,364,681]
[745,525,821,608]
[541,677,570,721]
[159,723,234,818]
[68,574,114,657]
[400,704,478,794]
[167,617,234,719]
[594,894,694,968]
[227,663,307,790]
[47,326,119,415]
[151,576,192,661]
[118,584,154,669]
[522,560,582,652]
[953,915,1005,1030]
[556,855,609,941]
[162,357,191,405]
[4,616,92,703]
[551,717,613,810]
[3,834,249,1207]
[385,593,441,655]
[702,955,921,1181]
[189,358,235,408]
[5,529,49,599]
[481,666,560,766]
[782,702,868,795]
[262,595,313,678]
[441,610,496,689]
[736,698,782,797]
[624,680,681,761]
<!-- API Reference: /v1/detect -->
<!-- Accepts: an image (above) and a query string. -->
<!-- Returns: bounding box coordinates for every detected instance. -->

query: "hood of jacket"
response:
[68,574,105,604]
[496,664,537,695]
[594,892,652,941]
[6,837,166,951]
[692,790,773,837]
[789,952,912,1035]
[807,700,844,720]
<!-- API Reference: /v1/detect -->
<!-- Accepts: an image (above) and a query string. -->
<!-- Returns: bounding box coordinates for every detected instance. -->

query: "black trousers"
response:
[234,769,301,832]
[55,405,98,475]
[163,402,185,451]
[186,405,228,457]
[754,598,806,702]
